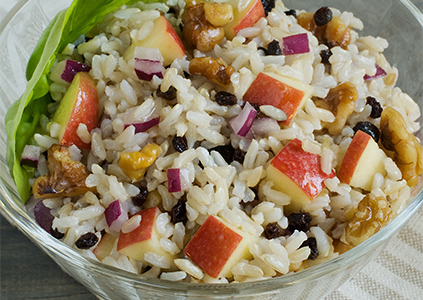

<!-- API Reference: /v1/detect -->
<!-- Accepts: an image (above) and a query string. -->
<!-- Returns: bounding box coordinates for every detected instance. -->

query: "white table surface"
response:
[1,1,423,299]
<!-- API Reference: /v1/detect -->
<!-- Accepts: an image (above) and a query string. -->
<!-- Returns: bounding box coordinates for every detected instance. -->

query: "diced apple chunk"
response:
[338,130,387,191]
[124,16,185,66]
[266,139,335,212]
[52,72,99,149]
[223,0,265,39]
[184,215,254,278]
[93,233,117,261]
[117,207,174,267]
[242,72,313,126]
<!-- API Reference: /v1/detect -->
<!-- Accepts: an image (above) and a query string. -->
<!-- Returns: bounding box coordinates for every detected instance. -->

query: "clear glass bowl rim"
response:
[1,0,423,297]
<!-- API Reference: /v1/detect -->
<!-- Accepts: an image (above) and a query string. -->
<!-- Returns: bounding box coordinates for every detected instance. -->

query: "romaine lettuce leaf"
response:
[6,0,160,202]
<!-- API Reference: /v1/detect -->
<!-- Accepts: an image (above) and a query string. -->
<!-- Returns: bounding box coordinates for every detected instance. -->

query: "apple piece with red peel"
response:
[183,215,254,278]
[338,130,387,191]
[124,16,185,67]
[224,0,265,40]
[52,72,99,149]
[93,233,117,261]
[242,72,313,126]
[117,207,174,267]
[266,139,335,212]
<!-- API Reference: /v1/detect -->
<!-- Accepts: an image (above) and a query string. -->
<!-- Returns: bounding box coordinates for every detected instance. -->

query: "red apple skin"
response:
[224,0,265,39]
[270,139,335,199]
[117,207,157,251]
[243,72,305,126]
[124,16,185,67]
[184,215,243,278]
[337,130,371,184]
[53,72,98,149]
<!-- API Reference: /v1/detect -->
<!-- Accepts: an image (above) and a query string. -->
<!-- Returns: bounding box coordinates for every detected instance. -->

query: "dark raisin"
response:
[314,6,332,26]
[263,222,285,239]
[353,121,380,143]
[261,0,275,16]
[75,232,99,249]
[172,136,189,153]
[366,96,383,119]
[132,186,149,207]
[157,85,177,100]
[287,212,312,233]
[241,187,261,210]
[170,197,188,224]
[300,237,319,260]
[214,91,237,106]
[50,227,65,239]
[266,40,282,56]
[320,49,332,64]
[210,144,245,164]
[233,148,246,164]
[285,9,297,18]
[168,6,176,14]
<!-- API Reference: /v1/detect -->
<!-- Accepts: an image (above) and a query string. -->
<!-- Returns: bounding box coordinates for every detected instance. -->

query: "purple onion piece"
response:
[134,58,164,81]
[364,64,387,81]
[34,200,54,233]
[124,116,160,133]
[283,33,310,55]
[105,200,128,232]
[20,145,41,168]
[61,60,91,82]
[230,102,257,137]
[167,168,182,193]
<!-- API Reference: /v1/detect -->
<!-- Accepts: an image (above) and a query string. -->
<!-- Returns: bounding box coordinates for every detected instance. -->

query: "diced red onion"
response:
[251,117,281,136]
[105,200,129,232]
[34,200,54,233]
[50,59,91,84]
[230,102,257,137]
[20,144,41,168]
[167,168,182,193]
[134,47,165,81]
[364,64,387,81]
[124,116,160,133]
[282,33,310,55]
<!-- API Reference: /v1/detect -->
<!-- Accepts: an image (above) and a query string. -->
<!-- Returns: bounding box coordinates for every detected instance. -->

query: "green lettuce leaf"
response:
[6,0,160,202]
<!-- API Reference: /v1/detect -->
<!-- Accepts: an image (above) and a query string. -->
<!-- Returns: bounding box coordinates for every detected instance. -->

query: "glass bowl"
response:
[0,0,422,299]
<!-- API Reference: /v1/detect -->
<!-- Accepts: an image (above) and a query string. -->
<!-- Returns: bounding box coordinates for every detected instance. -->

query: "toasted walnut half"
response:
[297,12,351,49]
[182,3,225,52]
[315,82,358,135]
[32,145,94,199]
[189,56,235,86]
[345,193,392,246]
[380,107,423,187]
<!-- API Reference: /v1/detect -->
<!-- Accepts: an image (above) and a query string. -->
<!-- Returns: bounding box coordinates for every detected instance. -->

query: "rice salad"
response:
[15,0,423,283]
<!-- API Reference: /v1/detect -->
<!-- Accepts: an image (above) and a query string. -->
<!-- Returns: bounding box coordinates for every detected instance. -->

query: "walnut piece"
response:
[32,145,94,199]
[189,56,235,86]
[380,107,423,186]
[182,3,225,52]
[315,82,358,135]
[297,12,351,49]
[345,193,392,246]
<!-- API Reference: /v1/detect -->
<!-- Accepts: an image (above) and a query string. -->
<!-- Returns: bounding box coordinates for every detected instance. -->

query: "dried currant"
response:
[157,85,177,101]
[300,237,319,260]
[50,227,65,239]
[287,212,312,233]
[75,232,99,249]
[314,6,332,26]
[263,222,285,239]
[366,96,383,119]
[265,40,283,56]
[214,91,237,106]
[261,0,276,16]
[320,49,332,64]
[172,136,189,153]
[170,197,188,224]
[353,121,380,143]
[132,186,149,207]
[284,9,297,18]
[210,144,245,164]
